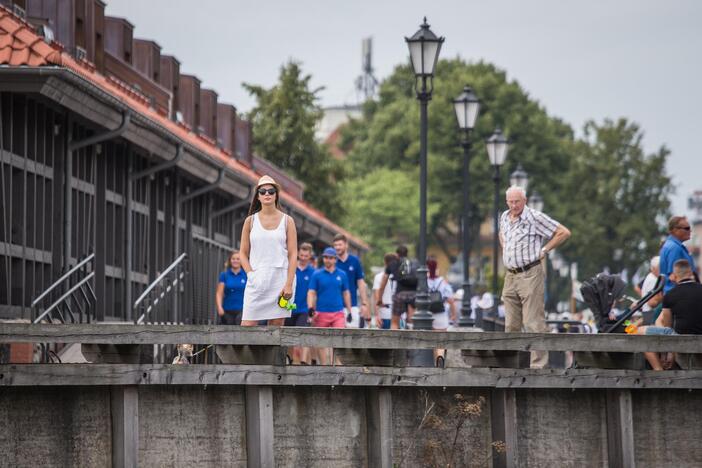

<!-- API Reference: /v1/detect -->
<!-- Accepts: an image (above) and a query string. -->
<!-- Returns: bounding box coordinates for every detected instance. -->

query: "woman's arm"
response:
[215,283,225,316]
[239,216,253,274]
[281,215,298,299]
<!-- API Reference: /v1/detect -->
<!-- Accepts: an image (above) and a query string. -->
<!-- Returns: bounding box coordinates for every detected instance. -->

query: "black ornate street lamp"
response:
[486,128,510,307]
[510,163,528,191]
[529,191,544,212]
[405,17,444,331]
[453,86,480,327]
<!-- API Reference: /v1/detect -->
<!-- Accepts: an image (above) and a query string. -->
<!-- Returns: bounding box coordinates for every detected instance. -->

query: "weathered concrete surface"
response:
[0,386,111,467]
[391,388,492,468]
[517,389,608,468]
[273,387,367,467]
[633,390,702,468]
[138,386,247,467]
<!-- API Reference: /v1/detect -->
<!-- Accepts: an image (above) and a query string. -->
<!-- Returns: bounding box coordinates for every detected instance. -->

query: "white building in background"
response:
[316,105,362,142]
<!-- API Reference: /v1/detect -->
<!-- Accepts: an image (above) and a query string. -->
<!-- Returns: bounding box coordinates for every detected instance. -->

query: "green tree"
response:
[340,168,440,268]
[341,59,574,263]
[554,118,672,278]
[244,61,344,219]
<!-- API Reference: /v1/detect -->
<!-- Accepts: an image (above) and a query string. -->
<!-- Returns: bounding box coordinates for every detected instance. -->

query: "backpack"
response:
[428,279,445,313]
[396,257,418,288]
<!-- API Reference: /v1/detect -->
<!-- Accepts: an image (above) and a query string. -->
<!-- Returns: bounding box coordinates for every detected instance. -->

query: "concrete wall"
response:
[0,387,112,467]
[2,385,702,467]
[633,390,702,468]
[517,389,609,467]
[273,387,367,467]
[139,387,247,467]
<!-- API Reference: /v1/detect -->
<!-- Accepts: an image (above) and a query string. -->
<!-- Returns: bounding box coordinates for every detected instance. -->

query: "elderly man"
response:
[500,186,571,368]
[660,216,697,293]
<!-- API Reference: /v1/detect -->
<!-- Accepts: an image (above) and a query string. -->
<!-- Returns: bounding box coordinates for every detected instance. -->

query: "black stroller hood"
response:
[580,273,627,329]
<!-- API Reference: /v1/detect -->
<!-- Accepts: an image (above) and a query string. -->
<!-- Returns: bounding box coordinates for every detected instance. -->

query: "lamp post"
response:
[405,17,443,331]
[486,128,510,308]
[453,86,480,327]
[529,191,543,212]
[510,164,528,191]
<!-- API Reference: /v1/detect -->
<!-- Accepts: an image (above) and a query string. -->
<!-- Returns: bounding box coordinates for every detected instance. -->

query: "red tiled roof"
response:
[0,6,367,250]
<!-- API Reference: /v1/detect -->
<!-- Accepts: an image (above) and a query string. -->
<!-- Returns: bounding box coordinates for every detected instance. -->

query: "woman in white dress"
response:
[239,175,298,326]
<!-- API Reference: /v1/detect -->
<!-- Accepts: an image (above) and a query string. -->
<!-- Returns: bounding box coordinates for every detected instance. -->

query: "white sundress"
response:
[242,212,295,321]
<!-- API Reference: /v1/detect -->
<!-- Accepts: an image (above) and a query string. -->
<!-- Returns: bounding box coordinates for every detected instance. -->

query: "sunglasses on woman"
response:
[257,188,277,196]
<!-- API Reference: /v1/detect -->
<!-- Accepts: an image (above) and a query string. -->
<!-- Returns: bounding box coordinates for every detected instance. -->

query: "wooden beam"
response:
[111,386,139,468]
[3,364,702,389]
[3,324,702,353]
[606,389,636,468]
[245,386,275,468]
[491,388,519,468]
[366,388,393,468]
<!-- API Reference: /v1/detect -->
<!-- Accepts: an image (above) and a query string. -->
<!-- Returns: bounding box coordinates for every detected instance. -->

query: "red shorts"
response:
[313,311,346,328]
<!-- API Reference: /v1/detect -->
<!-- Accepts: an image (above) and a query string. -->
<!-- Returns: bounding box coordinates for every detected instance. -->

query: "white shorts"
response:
[432,311,449,330]
[346,306,364,328]
[379,306,392,321]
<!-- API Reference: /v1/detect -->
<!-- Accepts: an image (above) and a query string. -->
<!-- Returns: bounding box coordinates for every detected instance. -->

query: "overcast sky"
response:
[106,0,701,215]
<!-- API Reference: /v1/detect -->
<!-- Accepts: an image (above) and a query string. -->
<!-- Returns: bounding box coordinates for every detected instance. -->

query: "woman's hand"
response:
[217,308,225,317]
[280,282,293,300]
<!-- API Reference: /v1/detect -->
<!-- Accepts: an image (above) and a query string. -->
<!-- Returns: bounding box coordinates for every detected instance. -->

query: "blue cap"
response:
[322,247,337,258]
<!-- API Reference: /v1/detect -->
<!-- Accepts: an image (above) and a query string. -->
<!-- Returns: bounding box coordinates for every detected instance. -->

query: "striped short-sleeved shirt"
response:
[500,206,559,269]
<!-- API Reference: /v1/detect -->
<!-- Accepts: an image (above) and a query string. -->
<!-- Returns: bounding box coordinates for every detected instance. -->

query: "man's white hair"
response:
[505,185,527,199]
[650,256,660,270]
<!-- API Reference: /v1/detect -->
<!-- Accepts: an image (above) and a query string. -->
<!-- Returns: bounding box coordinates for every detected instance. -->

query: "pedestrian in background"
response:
[377,245,418,329]
[308,247,352,365]
[215,249,247,325]
[334,234,370,328]
[660,216,697,293]
[427,257,456,367]
[373,253,397,329]
[285,242,315,364]
[239,175,298,327]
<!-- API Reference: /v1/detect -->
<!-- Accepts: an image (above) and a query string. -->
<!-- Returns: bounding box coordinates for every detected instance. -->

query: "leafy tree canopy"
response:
[341,58,672,280]
[244,61,344,219]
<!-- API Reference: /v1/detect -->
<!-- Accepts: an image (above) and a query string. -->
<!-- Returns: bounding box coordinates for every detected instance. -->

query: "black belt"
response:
[507,259,542,274]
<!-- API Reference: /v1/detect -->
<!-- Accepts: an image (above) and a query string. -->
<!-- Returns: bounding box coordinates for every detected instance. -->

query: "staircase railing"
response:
[32,254,96,324]
[134,253,188,324]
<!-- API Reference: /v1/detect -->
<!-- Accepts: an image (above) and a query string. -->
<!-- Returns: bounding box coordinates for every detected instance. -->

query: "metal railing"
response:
[31,254,97,324]
[134,253,188,324]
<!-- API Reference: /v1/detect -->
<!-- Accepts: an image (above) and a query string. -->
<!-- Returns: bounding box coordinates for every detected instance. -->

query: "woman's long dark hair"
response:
[248,185,281,216]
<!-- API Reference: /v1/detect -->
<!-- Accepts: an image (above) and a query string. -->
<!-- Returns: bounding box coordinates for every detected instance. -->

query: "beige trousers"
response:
[502,260,549,368]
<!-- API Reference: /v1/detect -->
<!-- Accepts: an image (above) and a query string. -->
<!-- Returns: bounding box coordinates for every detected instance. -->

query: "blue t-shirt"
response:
[659,235,697,293]
[293,264,315,314]
[219,269,247,311]
[336,254,365,307]
[308,268,349,312]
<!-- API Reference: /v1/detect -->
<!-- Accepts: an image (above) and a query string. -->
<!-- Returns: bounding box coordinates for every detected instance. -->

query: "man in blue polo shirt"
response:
[660,216,697,293]
[285,242,315,364]
[308,247,352,365]
[334,233,370,328]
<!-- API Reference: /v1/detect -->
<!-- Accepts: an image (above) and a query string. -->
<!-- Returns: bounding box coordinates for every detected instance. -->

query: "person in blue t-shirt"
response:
[308,247,352,365]
[659,216,697,293]
[216,250,248,325]
[333,234,369,328]
[285,242,315,364]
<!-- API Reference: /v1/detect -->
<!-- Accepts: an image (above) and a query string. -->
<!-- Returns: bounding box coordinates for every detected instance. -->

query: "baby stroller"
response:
[580,273,664,333]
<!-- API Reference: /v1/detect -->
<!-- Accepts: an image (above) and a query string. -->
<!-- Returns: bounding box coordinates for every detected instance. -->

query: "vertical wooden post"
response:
[111,385,139,468]
[606,389,636,468]
[245,386,275,468]
[366,387,393,468]
[491,388,519,468]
